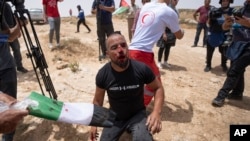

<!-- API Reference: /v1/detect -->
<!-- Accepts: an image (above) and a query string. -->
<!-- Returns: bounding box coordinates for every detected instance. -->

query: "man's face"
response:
[221,0,230,8]
[205,0,210,5]
[106,34,129,69]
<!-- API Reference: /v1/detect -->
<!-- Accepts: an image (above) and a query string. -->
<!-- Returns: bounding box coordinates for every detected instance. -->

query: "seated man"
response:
[89,32,165,141]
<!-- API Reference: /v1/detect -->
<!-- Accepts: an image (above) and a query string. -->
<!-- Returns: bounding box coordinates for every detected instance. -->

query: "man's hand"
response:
[235,16,250,28]
[89,127,99,141]
[0,109,28,133]
[0,93,16,105]
[146,111,162,135]
[222,15,234,30]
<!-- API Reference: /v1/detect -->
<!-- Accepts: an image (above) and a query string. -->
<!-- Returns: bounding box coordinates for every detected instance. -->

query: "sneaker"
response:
[212,95,226,107]
[163,62,171,68]
[227,93,243,100]
[191,44,197,47]
[56,43,60,48]
[48,43,53,49]
[157,62,163,69]
[204,66,212,72]
[17,67,28,73]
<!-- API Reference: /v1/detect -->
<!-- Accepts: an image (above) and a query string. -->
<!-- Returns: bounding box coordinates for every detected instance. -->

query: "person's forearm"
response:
[102,6,115,13]
[152,89,164,115]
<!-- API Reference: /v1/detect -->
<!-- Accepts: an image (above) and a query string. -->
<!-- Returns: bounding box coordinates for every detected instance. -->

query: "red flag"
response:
[119,0,130,7]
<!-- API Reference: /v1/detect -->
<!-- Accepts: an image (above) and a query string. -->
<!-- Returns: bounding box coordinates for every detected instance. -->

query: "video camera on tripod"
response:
[0,0,58,100]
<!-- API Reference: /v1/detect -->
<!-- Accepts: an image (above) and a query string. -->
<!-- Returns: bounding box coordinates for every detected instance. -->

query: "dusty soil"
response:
[1,13,250,141]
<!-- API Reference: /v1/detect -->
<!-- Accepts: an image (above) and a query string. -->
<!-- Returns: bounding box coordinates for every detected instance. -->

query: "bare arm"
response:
[193,11,198,21]
[146,77,165,135]
[43,5,47,22]
[89,86,106,141]
[99,4,115,13]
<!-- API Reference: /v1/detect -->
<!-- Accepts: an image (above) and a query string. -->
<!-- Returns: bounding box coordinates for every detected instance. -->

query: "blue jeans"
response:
[100,110,153,141]
[193,23,208,46]
[48,17,61,44]
[218,47,250,97]
[0,67,17,141]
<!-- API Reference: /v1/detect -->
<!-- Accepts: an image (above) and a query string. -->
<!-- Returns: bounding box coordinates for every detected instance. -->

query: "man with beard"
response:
[89,32,164,141]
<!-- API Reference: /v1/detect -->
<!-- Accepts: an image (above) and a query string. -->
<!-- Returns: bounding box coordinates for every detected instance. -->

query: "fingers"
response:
[89,127,99,141]
[146,117,162,135]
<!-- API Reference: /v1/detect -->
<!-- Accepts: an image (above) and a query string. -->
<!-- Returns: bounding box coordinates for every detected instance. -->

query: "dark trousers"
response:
[77,19,91,32]
[194,23,208,46]
[158,44,171,62]
[9,39,23,69]
[206,43,228,67]
[0,67,17,141]
[97,24,114,56]
[100,110,153,141]
[218,48,250,98]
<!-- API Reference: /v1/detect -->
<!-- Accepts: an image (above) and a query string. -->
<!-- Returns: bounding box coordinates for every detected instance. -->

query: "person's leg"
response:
[48,17,55,44]
[127,110,153,141]
[100,120,127,141]
[0,67,17,141]
[97,25,106,57]
[219,45,228,72]
[82,20,91,32]
[228,72,244,100]
[100,24,114,57]
[203,24,208,47]
[204,43,214,72]
[9,39,28,73]
[164,44,171,62]
[212,50,250,106]
[76,19,81,32]
[158,47,164,62]
[54,17,61,45]
[193,23,202,46]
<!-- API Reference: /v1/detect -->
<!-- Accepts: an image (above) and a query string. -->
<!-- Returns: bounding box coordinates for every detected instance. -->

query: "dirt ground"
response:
[1,13,250,141]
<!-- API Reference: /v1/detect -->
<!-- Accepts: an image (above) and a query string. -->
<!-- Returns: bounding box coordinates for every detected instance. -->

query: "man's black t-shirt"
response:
[96,59,155,120]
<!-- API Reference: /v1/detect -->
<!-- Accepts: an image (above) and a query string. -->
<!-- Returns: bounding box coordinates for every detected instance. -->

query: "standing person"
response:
[69,8,72,17]
[191,0,211,47]
[129,0,184,106]
[89,32,164,141]
[91,0,115,59]
[0,3,23,141]
[4,3,28,73]
[43,0,64,49]
[131,0,151,36]
[212,0,250,107]
[157,0,179,69]
[204,0,234,72]
[127,0,139,42]
[75,5,91,33]
[0,92,28,134]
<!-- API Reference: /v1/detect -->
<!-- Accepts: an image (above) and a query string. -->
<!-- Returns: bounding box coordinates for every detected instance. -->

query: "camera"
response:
[0,0,25,10]
[7,0,25,10]
[232,7,243,19]
[209,8,222,19]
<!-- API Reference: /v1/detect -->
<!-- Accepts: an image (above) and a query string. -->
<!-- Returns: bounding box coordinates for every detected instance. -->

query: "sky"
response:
[22,0,245,17]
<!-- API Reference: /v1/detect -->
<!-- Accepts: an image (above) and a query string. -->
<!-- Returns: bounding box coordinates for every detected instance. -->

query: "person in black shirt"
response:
[91,0,115,58]
[89,32,164,141]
